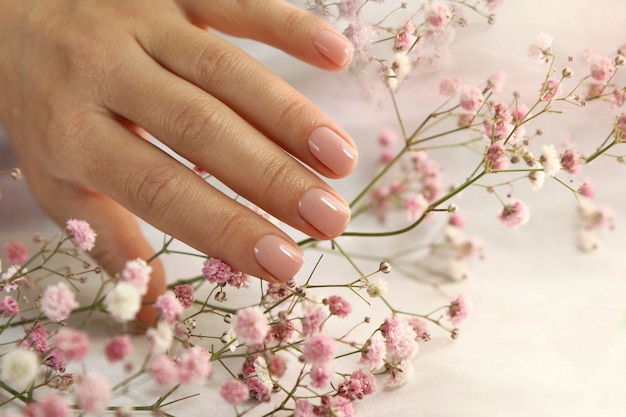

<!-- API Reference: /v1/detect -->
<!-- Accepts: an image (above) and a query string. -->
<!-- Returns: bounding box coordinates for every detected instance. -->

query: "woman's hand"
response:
[0,0,357,322]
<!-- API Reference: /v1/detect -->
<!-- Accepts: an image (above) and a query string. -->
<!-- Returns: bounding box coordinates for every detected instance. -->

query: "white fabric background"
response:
[1,1,626,416]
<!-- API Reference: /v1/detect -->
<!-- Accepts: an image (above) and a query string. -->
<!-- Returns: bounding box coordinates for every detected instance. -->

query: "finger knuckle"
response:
[134,164,184,212]
[166,98,225,150]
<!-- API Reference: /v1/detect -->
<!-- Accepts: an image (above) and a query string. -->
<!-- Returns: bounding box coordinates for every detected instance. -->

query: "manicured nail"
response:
[254,235,304,282]
[308,127,358,176]
[313,29,354,68]
[298,188,351,237]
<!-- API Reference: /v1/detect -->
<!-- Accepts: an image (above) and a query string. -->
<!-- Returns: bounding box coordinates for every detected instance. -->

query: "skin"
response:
[0,0,357,325]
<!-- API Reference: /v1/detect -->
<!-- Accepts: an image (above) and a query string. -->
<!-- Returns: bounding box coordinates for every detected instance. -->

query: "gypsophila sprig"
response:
[1,2,625,416]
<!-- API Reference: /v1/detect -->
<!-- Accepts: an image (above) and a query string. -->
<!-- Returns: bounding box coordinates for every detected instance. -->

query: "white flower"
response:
[529,163,546,191]
[540,144,560,176]
[386,360,415,388]
[577,229,599,252]
[367,276,388,298]
[104,282,141,322]
[253,356,272,388]
[393,52,411,83]
[0,348,39,390]
[385,67,398,92]
[146,321,173,354]
[447,259,470,281]
[528,32,554,60]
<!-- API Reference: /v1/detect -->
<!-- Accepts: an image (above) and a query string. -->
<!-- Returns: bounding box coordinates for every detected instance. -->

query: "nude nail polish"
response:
[254,235,304,282]
[313,30,354,68]
[298,188,351,237]
[309,127,358,176]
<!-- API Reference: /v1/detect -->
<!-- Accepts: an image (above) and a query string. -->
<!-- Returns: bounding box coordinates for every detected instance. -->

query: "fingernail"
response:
[309,127,358,176]
[298,188,351,237]
[254,235,304,282]
[313,29,354,68]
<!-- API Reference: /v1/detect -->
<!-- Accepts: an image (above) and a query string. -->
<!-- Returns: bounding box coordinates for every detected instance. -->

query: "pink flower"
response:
[5,241,28,264]
[459,86,484,112]
[301,304,328,337]
[54,328,89,362]
[449,211,465,228]
[202,258,249,289]
[381,316,419,361]
[360,334,386,371]
[487,70,506,94]
[120,258,152,296]
[344,19,371,67]
[612,89,625,108]
[266,321,295,346]
[75,374,112,415]
[396,20,416,51]
[66,219,96,252]
[27,324,49,354]
[439,76,460,96]
[327,295,352,318]
[318,396,354,417]
[178,346,212,385]
[377,128,398,147]
[302,332,336,365]
[338,0,359,19]
[513,103,529,122]
[486,141,506,165]
[578,180,596,198]
[540,79,562,101]
[232,306,269,345]
[220,379,249,405]
[424,1,452,28]
[560,148,582,174]
[174,284,195,308]
[498,199,530,228]
[104,335,133,363]
[310,362,334,388]
[590,54,615,83]
[246,376,272,401]
[447,294,471,325]
[405,194,428,221]
[295,399,315,417]
[25,394,71,417]
[40,282,78,321]
[43,350,65,371]
[155,291,184,324]
[617,113,626,135]
[338,369,377,400]
[407,316,430,341]
[484,0,505,11]
[149,355,179,386]
[0,296,19,317]
[527,32,553,60]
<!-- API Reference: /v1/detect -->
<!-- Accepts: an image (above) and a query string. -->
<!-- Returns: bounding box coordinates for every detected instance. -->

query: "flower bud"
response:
[379,261,392,274]
[562,67,573,78]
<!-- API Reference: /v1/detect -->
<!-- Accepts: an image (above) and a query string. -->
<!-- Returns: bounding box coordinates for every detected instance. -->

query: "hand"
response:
[0,0,357,323]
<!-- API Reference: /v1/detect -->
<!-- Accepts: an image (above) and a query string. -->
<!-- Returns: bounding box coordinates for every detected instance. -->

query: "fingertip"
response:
[308,126,358,177]
[313,29,355,70]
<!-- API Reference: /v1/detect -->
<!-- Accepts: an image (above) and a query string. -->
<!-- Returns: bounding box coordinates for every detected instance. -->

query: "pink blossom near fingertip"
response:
[232,306,269,345]
[54,328,89,362]
[5,241,28,264]
[120,258,152,296]
[40,282,78,322]
[75,374,112,415]
[65,219,96,252]
[220,379,249,405]
[498,199,530,228]
[560,148,582,174]
[173,284,195,308]
[104,335,133,363]
[178,346,212,386]
[327,295,352,318]
[148,355,179,386]
[24,394,71,417]
[459,85,484,112]
[381,316,419,361]
[0,295,19,317]
[310,362,334,389]
[301,332,336,365]
[202,258,249,289]
[447,294,471,325]
[301,304,328,337]
[155,291,184,324]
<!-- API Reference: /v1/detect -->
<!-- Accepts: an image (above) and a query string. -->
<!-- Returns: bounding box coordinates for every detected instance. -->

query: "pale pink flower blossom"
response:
[449,211,465,228]
[104,282,141,322]
[220,379,249,405]
[396,20,417,51]
[421,177,443,202]
[560,148,582,174]
[75,374,112,415]
[405,194,428,222]
[459,85,484,112]
[590,54,615,83]
[319,395,354,417]
[513,103,529,122]
[527,32,554,60]
[0,265,28,292]
[617,113,626,135]
[174,284,194,308]
[381,316,419,361]
[612,89,625,107]
[579,180,596,198]
[5,241,28,264]
[586,83,605,99]
[498,199,530,228]
[120,258,152,296]
[327,295,352,318]
[486,141,506,165]
[54,328,89,362]
[487,70,506,93]
[65,219,96,252]
[310,362,334,389]
[155,291,184,324]
[0,295,19,317]
[148,355,179,386]
[540,144,561,176]
[295,399,315,417]
[202,258,249,289]
[338,369,377,400]
[266,321,295,346]
[302,332,337,365]
[43,350,65,371]
[232,306,269,345]
[104,335,133,363]
[178,346,212,385]
[424,1,452,28]
[26,325,50,354]
[344,19,371,68]
[338,0,359,19]
[146,320,173,354]
[448,294,471,325]
[377,128,398,147]
[40,282,78,322]
[540,79,562,101]
[439,76,460,96]
[484,0,505,11]
[24,394,71,417]
[302,304,328,336]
